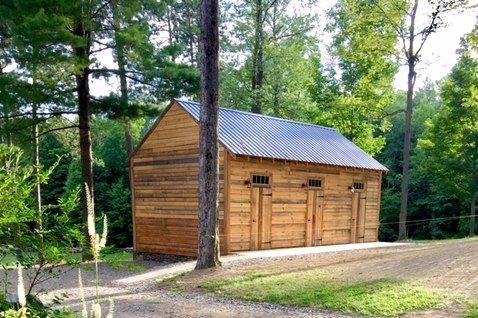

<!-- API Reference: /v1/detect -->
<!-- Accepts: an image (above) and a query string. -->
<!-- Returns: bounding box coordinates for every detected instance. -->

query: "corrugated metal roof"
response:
[176,99,388,171]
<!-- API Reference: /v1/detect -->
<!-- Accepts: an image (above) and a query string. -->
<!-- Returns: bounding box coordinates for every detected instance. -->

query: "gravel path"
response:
[18,263,352,318]
[2,251,364,318]
[11,240,466,318]
[7,240,473,318]
[116,242,405,285]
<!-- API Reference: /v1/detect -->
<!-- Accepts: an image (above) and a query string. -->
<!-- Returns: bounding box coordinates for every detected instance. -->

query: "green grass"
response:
[203,270,446,317]
[156,271,189,285]
[464,302,478,318]
[103,251,146,272]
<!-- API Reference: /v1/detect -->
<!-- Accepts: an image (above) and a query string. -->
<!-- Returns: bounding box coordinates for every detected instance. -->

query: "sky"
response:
[91,0,478,96]
[392,1,478,90]
[313,0,478,91]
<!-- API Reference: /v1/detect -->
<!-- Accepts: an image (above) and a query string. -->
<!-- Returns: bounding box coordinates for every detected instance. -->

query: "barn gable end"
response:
[130,102,226,256]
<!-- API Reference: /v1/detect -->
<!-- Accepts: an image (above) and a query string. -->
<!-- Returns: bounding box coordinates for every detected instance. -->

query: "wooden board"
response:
[357,193,366,243]
[260,187,272,249]
[305,190,314,246]
[131,102,226,256]
[250,187,272,250]
[228,156,382,252]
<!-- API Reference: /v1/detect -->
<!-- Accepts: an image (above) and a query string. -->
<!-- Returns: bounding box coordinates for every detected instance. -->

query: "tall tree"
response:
[196,0,221,269]
[251,0,265,113]
[419,26,478,236]
[220,0,317,116]
[371,0,461,240]
[0,0,199,258]
[166,0,200,65]
[310,0,405,155]
[111,0,134,156]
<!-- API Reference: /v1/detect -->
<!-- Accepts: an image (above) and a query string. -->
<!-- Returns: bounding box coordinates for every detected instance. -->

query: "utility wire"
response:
[380,214,475,226]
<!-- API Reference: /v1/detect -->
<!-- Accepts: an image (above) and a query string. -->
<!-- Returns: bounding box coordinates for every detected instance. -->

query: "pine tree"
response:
[196,0,221,269]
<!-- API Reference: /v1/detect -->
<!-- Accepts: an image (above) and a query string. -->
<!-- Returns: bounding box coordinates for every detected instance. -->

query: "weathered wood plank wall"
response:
[227,156,381,252]
[131,103,226,256]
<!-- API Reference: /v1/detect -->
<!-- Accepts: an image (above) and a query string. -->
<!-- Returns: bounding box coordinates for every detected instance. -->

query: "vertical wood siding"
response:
[227,157,382,252]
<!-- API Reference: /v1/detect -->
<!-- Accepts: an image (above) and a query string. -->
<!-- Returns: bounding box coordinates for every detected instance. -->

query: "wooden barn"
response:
[130,99,388,257]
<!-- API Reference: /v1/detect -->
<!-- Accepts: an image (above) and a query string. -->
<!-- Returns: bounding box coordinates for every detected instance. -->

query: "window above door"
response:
[353,181,366,191]
[251,174,270,187]
[308,178,323,189]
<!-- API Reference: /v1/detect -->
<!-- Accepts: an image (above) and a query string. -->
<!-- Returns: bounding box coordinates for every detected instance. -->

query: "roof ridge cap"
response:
[175,99,338,132]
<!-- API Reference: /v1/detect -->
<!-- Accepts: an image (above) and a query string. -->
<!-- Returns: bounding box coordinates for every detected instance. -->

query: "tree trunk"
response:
[167,7,176,62]
[251,0,264,114]
[398,0,418,241]
[74,20,94,261]
[196,0,221,270]
[470,192,477,237]
[186,3,195,65]
[111,0,134,157]
[32,103,42,233]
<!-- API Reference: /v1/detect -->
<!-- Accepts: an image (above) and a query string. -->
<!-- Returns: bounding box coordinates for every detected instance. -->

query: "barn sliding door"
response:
[250,187,272,250]
[350,188,366,243]
[306,188,324,246]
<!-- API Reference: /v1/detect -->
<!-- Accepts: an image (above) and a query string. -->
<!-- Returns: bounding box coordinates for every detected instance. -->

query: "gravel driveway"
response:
[2,251,363,318]
[5,240,473,318]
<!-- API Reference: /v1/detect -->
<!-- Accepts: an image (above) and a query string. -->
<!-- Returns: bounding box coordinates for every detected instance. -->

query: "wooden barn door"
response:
[250,187,272,250]
[306,189,324,246]
[350,189,366,243]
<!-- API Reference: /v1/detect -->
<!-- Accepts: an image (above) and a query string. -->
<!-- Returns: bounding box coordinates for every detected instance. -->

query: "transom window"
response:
[353,182,365,190]
[252,175,270,186]
[308,179,323,189]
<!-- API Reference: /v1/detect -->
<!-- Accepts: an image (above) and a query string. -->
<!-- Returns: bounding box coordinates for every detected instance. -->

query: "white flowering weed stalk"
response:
[17,265,27,317]
[77,184,113,318]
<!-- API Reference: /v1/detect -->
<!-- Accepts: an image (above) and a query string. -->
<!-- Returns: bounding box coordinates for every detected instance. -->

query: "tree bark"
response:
[74,19,94,261]
[167,6,176,62]
[111,0,134,157]
[251,0,264,114]
[398,0,418,241]
[195,0,221,270]
[470,192,477,237]
[32,103,42,233]
[186,2,196,65]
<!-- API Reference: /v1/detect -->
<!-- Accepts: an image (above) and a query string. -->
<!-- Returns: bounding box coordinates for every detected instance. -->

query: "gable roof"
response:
[175,100,387,172]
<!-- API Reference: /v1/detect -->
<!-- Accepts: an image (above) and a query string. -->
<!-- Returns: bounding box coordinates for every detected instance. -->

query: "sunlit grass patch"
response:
[156,271,189,285]
[464,302,478,318]
[203,270,446,317]
[103,251,146,272]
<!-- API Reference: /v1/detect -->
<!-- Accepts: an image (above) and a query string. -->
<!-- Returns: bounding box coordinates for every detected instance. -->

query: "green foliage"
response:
[0,143,81,274]
[418,28,478,235]
[0,293,78,317]
[308,0,406,155]
[0,145,81,316]
[378,84,453,240]
[378,22,478,240]
[220,0,318,117]
[105,178,132,246]
[0,145,35,232]
[204,271,445,317]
